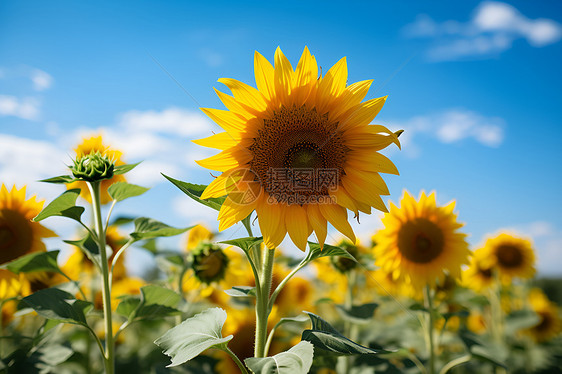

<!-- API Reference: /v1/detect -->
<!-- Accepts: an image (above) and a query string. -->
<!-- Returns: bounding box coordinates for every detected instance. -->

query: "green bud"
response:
[71,152,115,182]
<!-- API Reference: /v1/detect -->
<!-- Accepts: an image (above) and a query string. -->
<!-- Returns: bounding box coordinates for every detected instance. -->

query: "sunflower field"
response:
[1,43,561,374]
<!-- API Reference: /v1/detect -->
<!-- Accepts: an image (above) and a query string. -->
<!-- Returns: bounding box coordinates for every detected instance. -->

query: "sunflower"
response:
[463,249,496,292]
[525,288,561,342]
[0,184,57,265]
[67,135,126,204]
[1,269,31,326]
[479,232,535,282]
[374,191,470,290]
[195,47,400,251]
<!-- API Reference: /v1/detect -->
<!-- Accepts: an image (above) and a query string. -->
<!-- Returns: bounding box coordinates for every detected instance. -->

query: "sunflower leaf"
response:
[132,285,182,320]
[162,174,226,211]
[33,189,84,223]
[108,182,149,202]
[64,232,100,256]
[224,286,256,298]
[221,237,264,254]
[130,217,191,241]
[22,288,92,326]
[39,175,78,184]
[245,341,314,374]
[2,250,63,275]
[154,307,233,367]
[306,242,355,263]
[302,312,389,356]
[335,303,378,325]
[113,162,141,175]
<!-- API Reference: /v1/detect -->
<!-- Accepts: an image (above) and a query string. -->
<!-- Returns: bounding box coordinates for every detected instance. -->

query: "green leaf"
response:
[224,286,256,298]
[306,242,355,263]
[154,307,233,367]
[130,217,191,241]
[22,288,93,326]
[505,310,541,335]
[108,182,149,202]
[271,315,309,332]
[2,250,63,275]
[245,341,314,374]
[64,232,100,256]
[33,189,84,223]
[134,285,182,320]
[335,303,378,325]
[116,297,141,318]
[34,344,74,373]
[110,216,136,226]
[459,330,507,369]
[39,175,77,184]
[113,162,141,175]
[162,174,225,211]
[221,237,263,254]
[302,312,388,356]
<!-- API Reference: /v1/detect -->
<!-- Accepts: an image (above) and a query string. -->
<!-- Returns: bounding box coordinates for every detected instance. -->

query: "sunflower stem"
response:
[224,346,250,374]
[254,247,275,358]
[87,181,114,374]
[424,285,436,374]
[342,270,357,374]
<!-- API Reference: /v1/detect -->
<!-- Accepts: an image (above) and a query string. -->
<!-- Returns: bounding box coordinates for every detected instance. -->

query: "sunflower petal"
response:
[254,51,275,101]
[319,203,356,243]
[285,204,310,251]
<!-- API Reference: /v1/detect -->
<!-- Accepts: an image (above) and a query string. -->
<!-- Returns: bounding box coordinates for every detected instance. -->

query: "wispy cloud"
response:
[403,1,562,61]
[386,108,505,157]
[30,69,54,91]
[0,95,41,120]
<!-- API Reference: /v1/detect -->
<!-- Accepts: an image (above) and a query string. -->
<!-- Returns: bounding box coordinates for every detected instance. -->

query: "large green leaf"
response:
[135,285,182,319]
[22,288,92,326]
[301,312,388,356]
[162,174,225,211]
[221,237,263,254]
[306,242,355,263]
[108,182,149,202]
[39,175,77,184]
[130,217,191,241]
[33,189,84,223]
[113,162,141,175]
[155,308,233,367]
[335,303,378,325]
[459,330,507,369]
[2,250,63,275]
[245,341,314,374]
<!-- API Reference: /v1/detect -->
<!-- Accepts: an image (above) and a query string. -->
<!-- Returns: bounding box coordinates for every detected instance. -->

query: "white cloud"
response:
[117,107,214,137]
[0,95,41,120]
[30,69,54,91]
[403,1,562,61]
[386,108,505,157]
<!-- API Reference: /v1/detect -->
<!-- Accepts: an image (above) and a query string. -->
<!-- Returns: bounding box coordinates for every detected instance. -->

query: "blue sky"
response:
[1,1,561,275]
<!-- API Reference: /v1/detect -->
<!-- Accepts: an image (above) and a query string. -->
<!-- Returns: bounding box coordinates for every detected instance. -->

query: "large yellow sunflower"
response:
[374,191,470,290]
[67,134,126,204]
[0,184,57,265]
[479,232,535,282]
[195,47,400,250]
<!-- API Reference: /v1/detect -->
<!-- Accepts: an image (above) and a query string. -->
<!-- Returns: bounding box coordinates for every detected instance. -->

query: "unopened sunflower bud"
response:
[71,152,115,182]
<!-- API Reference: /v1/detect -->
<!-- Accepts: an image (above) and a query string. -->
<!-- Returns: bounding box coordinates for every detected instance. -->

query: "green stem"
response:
[268,260,307,311]
[424,285,436,374]
[254,247,275,358]
[342,270,357,374]
[224,346,250,374]
[87,181,114,374]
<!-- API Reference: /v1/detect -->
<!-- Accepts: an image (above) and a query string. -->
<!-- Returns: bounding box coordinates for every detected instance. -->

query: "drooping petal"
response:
[319,203,356,243]
[306,204,327,248]
[285,204,310,251]
[256,195,287,249]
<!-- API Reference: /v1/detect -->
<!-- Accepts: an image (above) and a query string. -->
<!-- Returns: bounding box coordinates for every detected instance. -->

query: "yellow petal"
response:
[306,204,327,248]
[200,172,232,199]
[217,194,257,231]
[200,108,247,135]
[218,78,268,113]
[329,79,373,121]
[192,132,238,150]
[340,96,387,131]
[285,204,310,251]
[256,195,287,249]
[318,203,356,243]
[342,177,388,213]
[292,46,317,106]
[214,88,254,119]
[254,51,275,101]
[346,151,399,175]
[274,47,294,105]
[196,148,252,172]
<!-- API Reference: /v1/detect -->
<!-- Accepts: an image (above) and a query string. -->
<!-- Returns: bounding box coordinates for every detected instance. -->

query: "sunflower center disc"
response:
[397,218,444,264]
[193,247,228,284]
[495,244,523,268]
[249,105,346,204]
[0,210,33,264]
